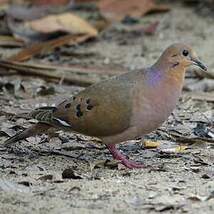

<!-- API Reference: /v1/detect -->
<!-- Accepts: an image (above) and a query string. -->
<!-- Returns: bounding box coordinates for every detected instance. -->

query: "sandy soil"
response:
[0,2,214,214]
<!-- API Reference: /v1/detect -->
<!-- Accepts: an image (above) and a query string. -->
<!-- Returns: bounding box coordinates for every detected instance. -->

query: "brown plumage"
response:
[4,43,207,169]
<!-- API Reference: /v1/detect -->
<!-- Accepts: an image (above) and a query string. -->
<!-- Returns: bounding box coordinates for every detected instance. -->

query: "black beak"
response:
[191,58,207,71]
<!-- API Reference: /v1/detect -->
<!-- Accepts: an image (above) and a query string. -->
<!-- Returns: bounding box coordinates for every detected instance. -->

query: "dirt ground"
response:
[0,2,214,214]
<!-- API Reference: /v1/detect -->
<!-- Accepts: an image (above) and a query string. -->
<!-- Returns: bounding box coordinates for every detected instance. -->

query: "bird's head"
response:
[156,43,207,72]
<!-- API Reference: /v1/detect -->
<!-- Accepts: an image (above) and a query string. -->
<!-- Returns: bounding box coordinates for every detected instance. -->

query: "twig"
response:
[0,60,125,86]
[194,70,214,80]
[185,92,214,102]
[167,131,214,144]
[31,147,89,163]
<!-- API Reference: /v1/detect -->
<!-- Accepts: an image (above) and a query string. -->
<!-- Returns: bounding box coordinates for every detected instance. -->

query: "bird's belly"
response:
[101,126,139,144]
[102,100,174,145]
[135,107,171,135]
[131,93,178,136]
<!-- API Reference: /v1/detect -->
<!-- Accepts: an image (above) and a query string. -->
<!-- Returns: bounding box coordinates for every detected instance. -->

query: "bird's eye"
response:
[182,50,189,56]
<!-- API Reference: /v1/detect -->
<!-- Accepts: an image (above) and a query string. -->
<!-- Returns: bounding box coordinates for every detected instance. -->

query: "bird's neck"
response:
[149,63,186,89]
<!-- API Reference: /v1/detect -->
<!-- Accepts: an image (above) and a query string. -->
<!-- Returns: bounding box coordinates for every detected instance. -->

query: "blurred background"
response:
[0,1,213,214]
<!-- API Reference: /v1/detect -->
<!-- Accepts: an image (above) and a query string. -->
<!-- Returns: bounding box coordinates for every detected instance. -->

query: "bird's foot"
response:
[106,144,144,169]
[119,158,145,169]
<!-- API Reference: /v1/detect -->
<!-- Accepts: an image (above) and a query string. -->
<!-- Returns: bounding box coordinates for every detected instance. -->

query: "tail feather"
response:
[29,106,57,123]
[30,106,72,129]
[4,122,52,147]
[3,106,71,147]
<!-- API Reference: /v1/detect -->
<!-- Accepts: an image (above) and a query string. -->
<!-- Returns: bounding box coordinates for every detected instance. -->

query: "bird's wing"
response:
[30,76,134,137]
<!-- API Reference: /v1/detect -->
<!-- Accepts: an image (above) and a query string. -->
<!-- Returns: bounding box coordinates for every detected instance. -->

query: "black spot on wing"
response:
[87,105,94,110]
[52,107,57,113]
[65,103,71,109]
[85,98,94,111]
[76,104,81,111]
[86,98,90,104]
[76,111,83,117]
[75,103,83,117]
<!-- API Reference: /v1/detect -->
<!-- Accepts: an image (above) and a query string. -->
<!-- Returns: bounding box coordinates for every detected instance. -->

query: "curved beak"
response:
[191,57,207,71]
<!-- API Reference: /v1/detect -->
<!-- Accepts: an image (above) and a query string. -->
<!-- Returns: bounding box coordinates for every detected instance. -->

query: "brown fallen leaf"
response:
[28,12,98,36]
[7,34,93,62]
[98,0,170,21]
[0,0,9,6]
[7,11,98,42]
[143,21,159,35]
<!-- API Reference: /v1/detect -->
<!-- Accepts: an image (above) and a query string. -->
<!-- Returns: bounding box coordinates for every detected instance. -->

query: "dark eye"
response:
[182,50,189,56]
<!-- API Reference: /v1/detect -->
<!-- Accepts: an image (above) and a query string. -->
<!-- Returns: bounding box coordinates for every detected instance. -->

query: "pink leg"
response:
[106,144,144,169]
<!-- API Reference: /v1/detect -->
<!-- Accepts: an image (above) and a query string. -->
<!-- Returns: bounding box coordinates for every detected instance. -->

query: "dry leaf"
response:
[0,0,9,5]
[160,145,188,154]
[7,34,93,62]
[143,140,160,149]
[28,13,98,36]
[98,0,170,21]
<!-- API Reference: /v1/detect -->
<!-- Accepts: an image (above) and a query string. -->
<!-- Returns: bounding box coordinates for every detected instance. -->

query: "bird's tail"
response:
[3,122,52,147]
[30,106,72,129]
[29,106,57,123]
[3,106,72,147]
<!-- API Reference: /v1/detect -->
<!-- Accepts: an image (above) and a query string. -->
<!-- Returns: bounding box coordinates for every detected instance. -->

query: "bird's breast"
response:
[131,80,182,136]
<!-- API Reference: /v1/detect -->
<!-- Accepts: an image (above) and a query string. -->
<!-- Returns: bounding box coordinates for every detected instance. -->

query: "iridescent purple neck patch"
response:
[146,68,163,86]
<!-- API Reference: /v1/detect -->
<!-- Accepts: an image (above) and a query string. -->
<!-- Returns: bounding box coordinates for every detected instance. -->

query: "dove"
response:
[4,43,207,169]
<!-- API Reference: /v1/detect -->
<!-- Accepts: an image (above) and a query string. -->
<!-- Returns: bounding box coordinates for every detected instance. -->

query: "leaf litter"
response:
[0,1,213,214]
